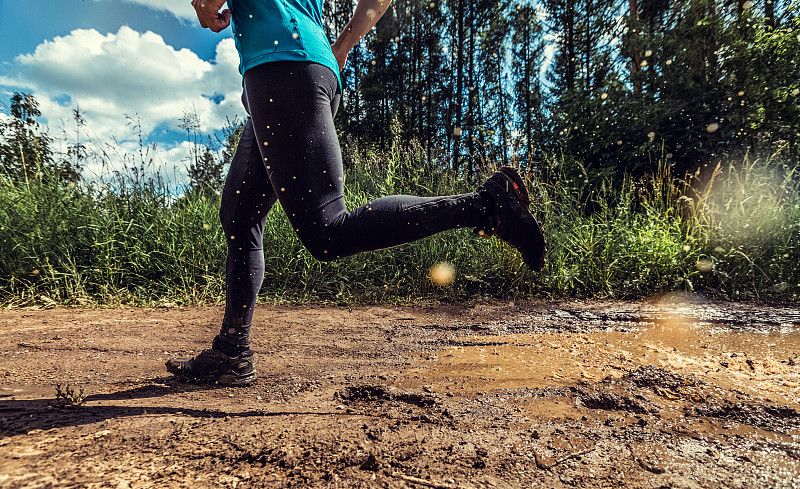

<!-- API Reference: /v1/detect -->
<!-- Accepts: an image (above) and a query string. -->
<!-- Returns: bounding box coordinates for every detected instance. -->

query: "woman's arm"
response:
[331,0,393,72]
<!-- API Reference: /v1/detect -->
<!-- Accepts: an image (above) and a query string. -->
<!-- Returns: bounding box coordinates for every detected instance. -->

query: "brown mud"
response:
[1,294,799,488]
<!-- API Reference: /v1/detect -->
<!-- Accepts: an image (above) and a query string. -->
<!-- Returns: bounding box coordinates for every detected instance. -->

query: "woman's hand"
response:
[331,42,350,72]
[191,0,231,32]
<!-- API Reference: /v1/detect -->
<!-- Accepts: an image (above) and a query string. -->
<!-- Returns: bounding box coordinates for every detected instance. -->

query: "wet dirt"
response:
[1,294,799,488]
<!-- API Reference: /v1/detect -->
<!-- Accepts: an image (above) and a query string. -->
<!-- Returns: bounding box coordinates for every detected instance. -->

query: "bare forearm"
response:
[333,0,392,54]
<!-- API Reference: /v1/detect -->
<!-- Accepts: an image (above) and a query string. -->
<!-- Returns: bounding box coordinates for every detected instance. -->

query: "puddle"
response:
[402,313,800,406]
[439,324,792,401]
[397,299,800,456]
[386,299,800,483]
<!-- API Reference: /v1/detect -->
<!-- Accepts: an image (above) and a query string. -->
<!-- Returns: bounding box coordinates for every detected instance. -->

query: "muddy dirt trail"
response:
[1,295,799,488]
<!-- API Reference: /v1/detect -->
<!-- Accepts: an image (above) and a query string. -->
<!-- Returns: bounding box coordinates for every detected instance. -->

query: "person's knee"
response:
[295,229,339,262]
[302,239,338,262]
[288,210,346,262]
[219,199,233,237]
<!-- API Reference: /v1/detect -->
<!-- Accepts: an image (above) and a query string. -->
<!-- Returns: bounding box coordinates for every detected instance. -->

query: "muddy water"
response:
[396,299,800,482]
[415,318,800,405]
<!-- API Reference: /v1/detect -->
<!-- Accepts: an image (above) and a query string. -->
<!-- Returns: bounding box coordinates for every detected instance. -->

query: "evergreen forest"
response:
[325,0,798,179]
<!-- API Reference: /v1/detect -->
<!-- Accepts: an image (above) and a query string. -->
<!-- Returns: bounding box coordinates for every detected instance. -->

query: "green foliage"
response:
[547,0,800,177]
[727,16,800,153]
[181,109,233,197]
[55,384,86,407]
[0,167,226,305]
[1,137,798,306]
[324,0,798,180]
[0,92,81,184]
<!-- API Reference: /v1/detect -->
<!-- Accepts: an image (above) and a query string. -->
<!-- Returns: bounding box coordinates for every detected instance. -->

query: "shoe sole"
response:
[165,358,257,387]
[217,371,257,387]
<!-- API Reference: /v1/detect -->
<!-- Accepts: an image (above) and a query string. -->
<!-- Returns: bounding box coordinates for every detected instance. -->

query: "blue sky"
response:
[0,0,246,184]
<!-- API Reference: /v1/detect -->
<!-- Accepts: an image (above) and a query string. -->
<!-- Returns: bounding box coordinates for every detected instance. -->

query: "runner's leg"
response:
[244,61,483,261]
[217,119,276,353]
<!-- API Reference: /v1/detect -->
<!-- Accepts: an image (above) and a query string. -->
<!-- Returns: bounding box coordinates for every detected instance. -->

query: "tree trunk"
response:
[765,0,775,29]
[629,0,642,94]
[467,1,475,179]
[566,0,576,91]
[497,49,508,167]
[453,0,464,173]
[524,23,533,163]
[426,13,434,164]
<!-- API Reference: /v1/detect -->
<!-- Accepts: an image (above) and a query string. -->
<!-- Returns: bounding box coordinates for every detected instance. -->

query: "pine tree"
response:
[510,3,546,170]
[0,92,80,183]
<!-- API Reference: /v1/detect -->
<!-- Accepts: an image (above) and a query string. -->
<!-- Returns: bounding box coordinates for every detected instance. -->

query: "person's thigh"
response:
[243,62,345,245]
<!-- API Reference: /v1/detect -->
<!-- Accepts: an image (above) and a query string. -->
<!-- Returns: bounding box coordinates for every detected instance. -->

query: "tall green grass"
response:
[536,156,800,300]
[1,142,798,306]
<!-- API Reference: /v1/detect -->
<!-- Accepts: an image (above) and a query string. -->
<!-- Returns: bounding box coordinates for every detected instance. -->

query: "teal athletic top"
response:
[228,0,342,92]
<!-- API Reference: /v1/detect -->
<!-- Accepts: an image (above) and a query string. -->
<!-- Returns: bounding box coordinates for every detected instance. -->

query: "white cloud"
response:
[0,26,244,181]
[118,0,198,20]
[0,112,11,146]
[541,41,557,77]
[113,0,228,21]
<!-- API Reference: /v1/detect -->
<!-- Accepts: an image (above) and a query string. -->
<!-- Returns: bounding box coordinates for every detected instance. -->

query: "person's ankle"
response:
[474,190,497,235]
[212,335,251,357]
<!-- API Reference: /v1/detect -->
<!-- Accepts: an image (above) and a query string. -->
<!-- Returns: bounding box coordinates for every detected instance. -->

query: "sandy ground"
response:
[1,296,799,488]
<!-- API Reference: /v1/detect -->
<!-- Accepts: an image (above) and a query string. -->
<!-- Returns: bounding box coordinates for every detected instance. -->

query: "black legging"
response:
[218,61,482,343]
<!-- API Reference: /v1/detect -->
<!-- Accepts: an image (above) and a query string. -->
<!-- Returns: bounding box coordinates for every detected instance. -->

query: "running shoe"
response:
[166,339,256,386]
[475,166,546,271]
